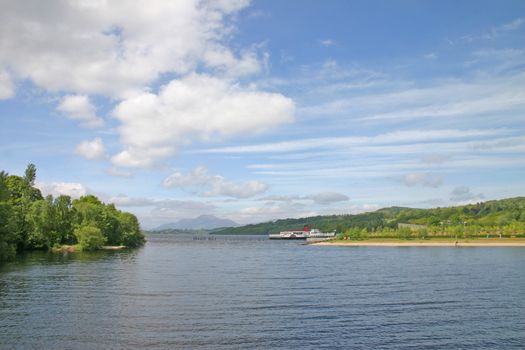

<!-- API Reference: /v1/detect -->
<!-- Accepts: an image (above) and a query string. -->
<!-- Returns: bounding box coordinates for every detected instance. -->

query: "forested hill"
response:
[213,197,525,235]
[0,164,145,261]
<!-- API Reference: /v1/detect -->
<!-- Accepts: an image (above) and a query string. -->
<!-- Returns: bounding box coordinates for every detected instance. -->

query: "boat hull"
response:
[268,228,336,240]
[268,236,307,240]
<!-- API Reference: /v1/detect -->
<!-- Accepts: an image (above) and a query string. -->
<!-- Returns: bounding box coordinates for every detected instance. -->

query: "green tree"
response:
[398,227,414,240]
[1,165,145,258]
[54,195,75,244]
[5,175,43,249]
[449,225,464,239]
[73,196,121,245]
[74,225,106,251]
[100,204,122,245]
[0,171,16,261]
[73,195,144,247]
[118,212,145,247]
[27,196,60,249]
[343,227,368,240]
[417,228,429,239]
[24,163,37,186]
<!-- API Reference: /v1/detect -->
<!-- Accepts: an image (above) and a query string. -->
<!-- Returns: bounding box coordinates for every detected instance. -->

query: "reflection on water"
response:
[1,234,525,349]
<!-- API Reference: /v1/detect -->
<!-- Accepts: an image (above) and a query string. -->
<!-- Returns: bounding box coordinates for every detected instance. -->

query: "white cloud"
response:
[232,203,315,224]
[0,69,15,99]
[105,167,133,178]
[257,60,387,97]
[480,17,525,40]
[450,186,484,202]
[203,46,262,77]
[206,179,267,199]
[402,173,443,188]
[163,166,210,188]
[420,154,450,164]
[500,17,525,31]
[229,202,380,225]
[57,95,104,128]
[1,1,296,169]
[260,192,349,205]
[469,48,525,74]
[310,192,349,204]
[107,195,218,229]
[109,195,215,211]
[144,200,217,229]
[0,0,256,98]
[319,39,335,46]
[109,196,154,207]
[35,181,88,199]
[163,166,268,199]
[111,146,174,168]
[239,205,284,216]
[361,90,523,121]
[112,74,295,167]
[301,72,525,123]
[260,195,302,202]
[204,128,505,154]
[75,137,106,160]
[455,17,525,43]
[252,155,525,180]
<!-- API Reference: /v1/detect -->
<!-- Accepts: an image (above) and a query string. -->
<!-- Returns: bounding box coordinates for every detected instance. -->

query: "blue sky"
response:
[1,0,524,228]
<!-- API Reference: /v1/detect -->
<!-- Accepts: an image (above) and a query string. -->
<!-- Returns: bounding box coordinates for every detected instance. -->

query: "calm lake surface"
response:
[1,234,525,349]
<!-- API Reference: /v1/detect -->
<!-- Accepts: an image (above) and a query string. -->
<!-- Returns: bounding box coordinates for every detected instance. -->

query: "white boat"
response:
[268,230,309,240]
[307,228,336,238]
[268,226,336,240]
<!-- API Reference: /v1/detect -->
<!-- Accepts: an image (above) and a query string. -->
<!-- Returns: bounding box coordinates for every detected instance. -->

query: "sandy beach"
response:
[312,239,525,247]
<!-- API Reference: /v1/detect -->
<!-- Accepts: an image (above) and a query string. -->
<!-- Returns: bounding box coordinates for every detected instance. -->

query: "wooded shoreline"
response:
[0,164,145,262]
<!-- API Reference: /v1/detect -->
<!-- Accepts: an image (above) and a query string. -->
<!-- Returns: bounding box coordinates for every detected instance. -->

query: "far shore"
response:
[312,238,525,247]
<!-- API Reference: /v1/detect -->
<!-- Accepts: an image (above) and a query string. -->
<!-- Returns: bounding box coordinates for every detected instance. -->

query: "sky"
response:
[1,0,524,229]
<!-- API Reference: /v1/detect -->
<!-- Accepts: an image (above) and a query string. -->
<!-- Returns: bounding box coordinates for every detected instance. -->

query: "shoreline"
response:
[312,239,525,247]
[52,245,127,253]
[100,245,127,250]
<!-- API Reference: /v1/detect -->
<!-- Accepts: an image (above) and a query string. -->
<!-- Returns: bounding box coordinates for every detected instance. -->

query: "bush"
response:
[398,227,414,240]
[74,225,106,251]
[416,228,429,239]
[343,227,369,240]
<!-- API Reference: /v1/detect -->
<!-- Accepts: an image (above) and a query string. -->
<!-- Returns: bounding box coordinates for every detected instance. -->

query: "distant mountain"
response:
[154,215,239,230]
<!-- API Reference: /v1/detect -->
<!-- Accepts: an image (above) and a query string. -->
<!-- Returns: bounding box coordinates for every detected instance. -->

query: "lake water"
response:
[1,234,524,349]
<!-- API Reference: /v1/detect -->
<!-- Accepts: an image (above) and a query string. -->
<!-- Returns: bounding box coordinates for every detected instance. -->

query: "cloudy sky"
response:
[1,0,524,228]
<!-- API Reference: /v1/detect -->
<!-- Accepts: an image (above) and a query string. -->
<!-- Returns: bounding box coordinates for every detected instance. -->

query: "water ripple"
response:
[1,234,524,349]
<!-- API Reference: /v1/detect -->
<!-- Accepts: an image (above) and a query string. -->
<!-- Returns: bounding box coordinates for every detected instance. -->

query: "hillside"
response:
[213,197,525,235]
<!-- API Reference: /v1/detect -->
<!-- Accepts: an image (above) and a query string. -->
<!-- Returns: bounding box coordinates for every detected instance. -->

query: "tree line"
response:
[339,222,525,241]
[0,164,145,261]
